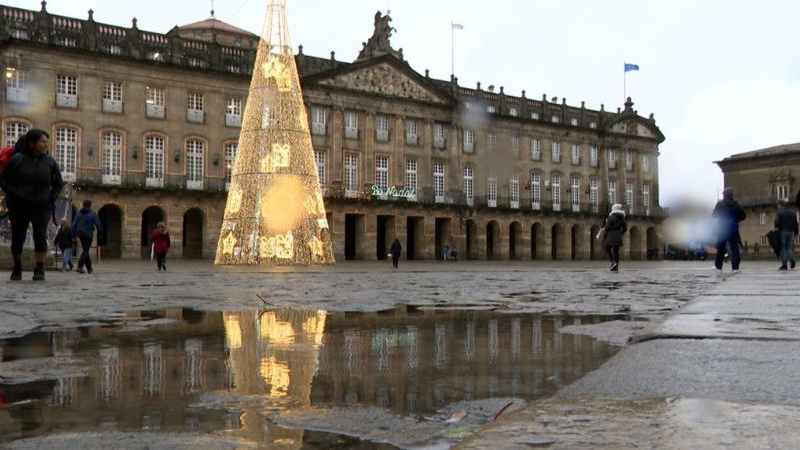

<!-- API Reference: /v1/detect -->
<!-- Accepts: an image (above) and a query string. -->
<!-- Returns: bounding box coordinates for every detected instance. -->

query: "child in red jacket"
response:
[150,221,170,271]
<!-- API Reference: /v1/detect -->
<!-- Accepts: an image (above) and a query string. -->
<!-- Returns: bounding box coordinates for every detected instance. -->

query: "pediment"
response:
[311,61,451,105]
[606,115,664,142]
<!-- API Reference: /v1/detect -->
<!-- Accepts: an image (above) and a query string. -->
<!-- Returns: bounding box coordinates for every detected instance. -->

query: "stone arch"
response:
[628,226,644,260]
[647,227,659,260]
[570,224,584,260]
[141,206,166,259]
[551,223,565,260]
[466,219,479,260]
[590,225,603,260]
[531,222,545,260]
[98,203,124,259]
[183,207,205,259]
[486,220,501,260]
[509,221,523,260]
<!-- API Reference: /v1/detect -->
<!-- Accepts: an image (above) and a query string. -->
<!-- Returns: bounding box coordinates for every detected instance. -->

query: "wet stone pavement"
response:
[0,259,738,448]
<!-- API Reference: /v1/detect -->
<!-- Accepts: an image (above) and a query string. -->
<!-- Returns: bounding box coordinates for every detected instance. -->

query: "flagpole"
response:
[450,21,454,76]
[623,62,626,104]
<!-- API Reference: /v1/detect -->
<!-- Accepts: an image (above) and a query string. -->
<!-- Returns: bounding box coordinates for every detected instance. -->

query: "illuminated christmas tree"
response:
[215,0,334,265]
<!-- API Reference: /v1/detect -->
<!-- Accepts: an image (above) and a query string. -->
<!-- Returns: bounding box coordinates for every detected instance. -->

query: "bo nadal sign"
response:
[371,185,416,200]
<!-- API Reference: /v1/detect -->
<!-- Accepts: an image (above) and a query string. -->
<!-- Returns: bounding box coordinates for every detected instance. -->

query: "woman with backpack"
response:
[71,199,103,274]
[0,129,64,281]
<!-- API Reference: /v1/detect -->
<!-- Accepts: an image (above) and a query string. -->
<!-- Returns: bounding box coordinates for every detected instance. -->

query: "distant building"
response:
[716,143,800,257]
[0,3,666,261]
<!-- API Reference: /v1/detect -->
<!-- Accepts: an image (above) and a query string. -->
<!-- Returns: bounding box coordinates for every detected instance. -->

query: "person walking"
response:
[0,129,64,281]
[71,199,103,274]
[389,238,402,269]
[774,199,798,271]
[713,187,746,272]
[54,218,74,271]
[150,221,170,271]
[599,203,627,272]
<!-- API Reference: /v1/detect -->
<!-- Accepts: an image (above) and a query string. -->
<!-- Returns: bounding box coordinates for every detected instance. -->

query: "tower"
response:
[215,0,334,264]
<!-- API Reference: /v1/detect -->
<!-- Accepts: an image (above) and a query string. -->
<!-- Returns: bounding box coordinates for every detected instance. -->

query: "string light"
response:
[215,0,334,265]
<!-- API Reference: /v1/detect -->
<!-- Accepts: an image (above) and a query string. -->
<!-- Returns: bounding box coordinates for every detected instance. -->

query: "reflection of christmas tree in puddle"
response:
[216,0,334,265]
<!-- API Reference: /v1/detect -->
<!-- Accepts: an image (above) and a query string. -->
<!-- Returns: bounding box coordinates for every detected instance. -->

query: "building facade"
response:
[0,3,666,261]
[716,143,800,258]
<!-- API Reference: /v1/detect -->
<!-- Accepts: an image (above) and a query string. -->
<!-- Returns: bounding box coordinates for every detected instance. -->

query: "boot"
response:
[10,264,22,281]
[32,264,45,281]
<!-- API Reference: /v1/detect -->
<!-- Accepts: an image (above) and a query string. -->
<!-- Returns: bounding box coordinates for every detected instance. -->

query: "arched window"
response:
[224,142,238,189]
[54,127,78,182]
[463,166,474,206]
[186,139,205,189]
[101,130,123,185]
[145,135,165,187]
[530,172,541,210]
[4,120,28,147]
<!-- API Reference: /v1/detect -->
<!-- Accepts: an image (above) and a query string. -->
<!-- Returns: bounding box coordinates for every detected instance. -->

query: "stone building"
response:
[716,142,800,257]
[0,3,666,261]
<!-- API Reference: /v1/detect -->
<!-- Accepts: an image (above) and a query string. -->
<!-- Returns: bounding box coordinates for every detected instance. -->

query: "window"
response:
[405,119,418,145]
[570,117,578,126]
[642,154,649,172]
[4,67,29,103]
[571,144,580,165]
[510,173,520,209]
[463,129,474,152]
[56,74,78,108]
[463,166,474,206]
[608,148,616,169]
[571,176,580,212]
[102,81,122,113]
[103,43,122,55]
[145,135,165,188]
[376,115,389,142]
[551,175,561,211]
[625,182,634,214]
[590,177,599,213]
[4,121,28,147]
[487,133,496,152]
[777,183,790,201]
[487,105,496,113]
[314,150,326,187]
[608,180,617,205]
[531,112,540,120]
[145,86,165,119]
[54,127,77,182]
[551,115,559,123]
[626,150,634,170]
[101,131,122,185]
[509,107,518,117]
[642,182,650,215]
[344,153,359,197]
[55,36,77,47]
[487,175,497,207]
[434,123,446,149]
[759,213,767,225]
[375,155,389,195]
[311,106,326,135]
[530,173,541,210]
[186,92,204,123]
[511,136,519,157]
[433,162,445,203]
[224,142,237,189]
[344,111,358,139]
[530,138,541,160]
[551,141,560,162]
[186,139,205,189]
[405,159,418,201]
[589,121,597,129]
[226,98,242,127]
[590,145,598,167]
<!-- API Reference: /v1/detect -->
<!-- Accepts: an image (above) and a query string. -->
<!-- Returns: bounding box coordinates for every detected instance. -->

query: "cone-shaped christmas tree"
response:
[215,0,334,265]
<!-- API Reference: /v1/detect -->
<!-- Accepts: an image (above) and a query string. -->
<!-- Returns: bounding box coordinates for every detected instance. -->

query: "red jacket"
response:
[151,229,170,254]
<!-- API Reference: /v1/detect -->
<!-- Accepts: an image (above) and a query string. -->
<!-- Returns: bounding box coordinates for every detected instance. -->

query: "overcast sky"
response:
[5,0,800,208]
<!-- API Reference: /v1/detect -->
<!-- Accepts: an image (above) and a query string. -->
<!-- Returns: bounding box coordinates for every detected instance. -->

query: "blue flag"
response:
[452,23,464,30]
[624,63,639,72]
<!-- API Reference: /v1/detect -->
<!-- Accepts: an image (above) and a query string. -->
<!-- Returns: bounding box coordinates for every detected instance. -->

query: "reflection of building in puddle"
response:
[223,308,327,448]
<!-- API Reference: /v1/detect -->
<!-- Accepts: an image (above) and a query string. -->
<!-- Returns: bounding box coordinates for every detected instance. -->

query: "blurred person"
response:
[712,188,746,272]
[389,238,402,269]
[53,218,74,271]
[71,199,103,274]
[774,199,798,271]
[598,203,627,272]
[0,129,63,281]
[150,221,170,271]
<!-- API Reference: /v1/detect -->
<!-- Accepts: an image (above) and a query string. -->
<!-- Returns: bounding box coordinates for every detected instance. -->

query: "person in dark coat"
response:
[0,129,64,281]
[389,238,402,269]
[71,199,103,274]
[150,221,170,271]
[712,187,746,272]
[774,199,798,270]
[53,218,74,271]
[599,203,627,272]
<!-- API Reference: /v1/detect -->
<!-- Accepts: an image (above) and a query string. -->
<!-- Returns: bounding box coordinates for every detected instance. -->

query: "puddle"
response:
[0,307,621,448]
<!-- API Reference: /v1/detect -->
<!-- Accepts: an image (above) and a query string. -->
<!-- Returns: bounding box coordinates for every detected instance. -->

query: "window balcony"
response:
[146,104,165,119]
[311,122,326,135]
[225,113,242,127]
[102,99,123,113]
[487,198,497,208]
[434,137,446,149]
[102,173,121,185]
[463,142,474,153]
[406,133,418,145]
[5,87,30,103]
[187,179,204,190]
[376,129,389,142]
[186,109,204,123]
[146,176,164,188]
[56,93,78,108]
[344,127,359,140]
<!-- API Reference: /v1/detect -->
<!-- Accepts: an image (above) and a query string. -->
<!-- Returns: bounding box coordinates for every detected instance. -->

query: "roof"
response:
[178,18,256,36]
[723,142,800,161]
